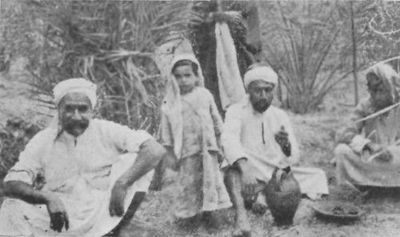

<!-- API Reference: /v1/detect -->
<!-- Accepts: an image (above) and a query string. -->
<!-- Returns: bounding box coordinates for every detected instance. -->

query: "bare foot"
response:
[252,202,267,215]
[202,211,222,233]
[233,212,251,237]
[175,214,202,232]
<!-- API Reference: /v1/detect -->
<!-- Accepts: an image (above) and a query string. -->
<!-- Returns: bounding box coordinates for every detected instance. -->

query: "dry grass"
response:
[117,78,400,237]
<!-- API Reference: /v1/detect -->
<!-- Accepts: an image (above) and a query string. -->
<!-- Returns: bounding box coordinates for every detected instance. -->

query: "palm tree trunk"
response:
[350,0,359,106]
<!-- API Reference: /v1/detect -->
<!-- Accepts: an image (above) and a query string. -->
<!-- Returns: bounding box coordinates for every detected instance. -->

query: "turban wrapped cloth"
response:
[53,78,97,108]
[244,66,278,90]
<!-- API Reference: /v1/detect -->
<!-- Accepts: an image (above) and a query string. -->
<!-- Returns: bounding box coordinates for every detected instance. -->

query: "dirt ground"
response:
[1,61,400,236]
[122,75,400,237]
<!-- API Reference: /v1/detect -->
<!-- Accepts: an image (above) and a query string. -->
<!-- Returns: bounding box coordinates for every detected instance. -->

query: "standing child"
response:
[159,54,231,229]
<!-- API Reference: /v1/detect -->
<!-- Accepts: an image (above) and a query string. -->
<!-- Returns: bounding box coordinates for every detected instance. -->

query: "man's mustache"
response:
[64,120,89,130]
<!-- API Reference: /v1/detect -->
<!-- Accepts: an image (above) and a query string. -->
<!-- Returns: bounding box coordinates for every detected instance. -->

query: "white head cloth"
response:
[53,78,97,108]
[161,53,204,159]
[244,66,278,90]
[50,78,97,133]
[367,63,400,103]
[169,54,204,86]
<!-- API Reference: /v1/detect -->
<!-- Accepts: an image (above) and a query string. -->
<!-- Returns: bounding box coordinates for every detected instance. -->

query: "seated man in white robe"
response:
[335,63,400,189]
[0,78,166,237]
[222,65,329,237]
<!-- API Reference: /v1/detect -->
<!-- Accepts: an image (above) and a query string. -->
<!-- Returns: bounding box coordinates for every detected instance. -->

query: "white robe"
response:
[222,97,329,197]
[0,119,153,237]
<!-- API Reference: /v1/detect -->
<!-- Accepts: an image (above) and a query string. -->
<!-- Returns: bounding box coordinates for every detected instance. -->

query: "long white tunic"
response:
[222,97,329,196]
[335,98,400,187]
[0,119,153,237]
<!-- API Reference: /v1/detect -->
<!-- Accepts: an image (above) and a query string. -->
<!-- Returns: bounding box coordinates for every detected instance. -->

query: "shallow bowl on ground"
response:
[311,201,364,224]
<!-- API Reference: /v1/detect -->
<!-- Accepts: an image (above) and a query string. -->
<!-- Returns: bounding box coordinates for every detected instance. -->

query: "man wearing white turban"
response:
[222,65,329,237]
[0,78,166,237]
[335,63,400,189]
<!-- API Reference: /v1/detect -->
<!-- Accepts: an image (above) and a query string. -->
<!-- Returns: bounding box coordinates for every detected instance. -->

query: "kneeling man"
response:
[0,78,166,237]
[222,65,329,237]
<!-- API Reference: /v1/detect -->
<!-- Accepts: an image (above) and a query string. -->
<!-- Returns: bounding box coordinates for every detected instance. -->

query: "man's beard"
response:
[63,119,89,136]
[252,99,270,113]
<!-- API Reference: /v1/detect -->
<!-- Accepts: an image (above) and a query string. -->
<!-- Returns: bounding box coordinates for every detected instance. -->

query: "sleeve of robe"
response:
[3,130,48,185]
[221,105,247,164]
[208,91,223,149]
[336,98,373,153]
[100,120,153,154]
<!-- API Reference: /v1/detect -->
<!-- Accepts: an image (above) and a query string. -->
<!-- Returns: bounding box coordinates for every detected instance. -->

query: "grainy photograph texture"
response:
[1,0,400,236]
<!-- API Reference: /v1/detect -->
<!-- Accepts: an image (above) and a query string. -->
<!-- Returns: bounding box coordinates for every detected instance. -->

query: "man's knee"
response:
[334,144,354,162]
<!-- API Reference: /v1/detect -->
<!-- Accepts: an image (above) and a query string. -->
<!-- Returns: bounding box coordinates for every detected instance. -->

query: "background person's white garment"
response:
[0,119,153,237]
[222,97,329,196]
[215,22,246,111]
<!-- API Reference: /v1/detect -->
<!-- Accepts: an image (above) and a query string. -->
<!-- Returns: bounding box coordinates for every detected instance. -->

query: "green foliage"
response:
[0,117,40,178]
[361,0,400,70]
[3,0,400,120]
[260,0,376,113]
[12,0,193,133]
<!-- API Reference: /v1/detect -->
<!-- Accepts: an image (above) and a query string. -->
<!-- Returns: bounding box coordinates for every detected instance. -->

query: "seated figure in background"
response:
[0,78,166,237]
[335,63,400,189]
[222,65,329,237]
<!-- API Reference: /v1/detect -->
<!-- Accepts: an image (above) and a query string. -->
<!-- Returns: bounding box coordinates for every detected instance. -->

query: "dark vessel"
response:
[264,167,301,226]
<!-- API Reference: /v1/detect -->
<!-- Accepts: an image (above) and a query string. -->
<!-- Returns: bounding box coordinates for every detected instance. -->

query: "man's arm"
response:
[3,180,49,204]
[336,99,371,148]
[115,139,166,187]
[279,112,300,165]
[109,138,167,216]
[2,131,69,232]
[3,181,69,232]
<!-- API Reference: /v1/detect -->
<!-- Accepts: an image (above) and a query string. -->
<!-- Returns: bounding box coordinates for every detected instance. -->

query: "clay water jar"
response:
[264,167,301,226]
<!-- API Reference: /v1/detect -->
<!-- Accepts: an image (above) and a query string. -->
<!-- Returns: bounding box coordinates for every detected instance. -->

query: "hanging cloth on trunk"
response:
[215,22,246,111]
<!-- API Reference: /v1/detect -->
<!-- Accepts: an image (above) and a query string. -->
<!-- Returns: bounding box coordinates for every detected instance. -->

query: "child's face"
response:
[173,65,198,95]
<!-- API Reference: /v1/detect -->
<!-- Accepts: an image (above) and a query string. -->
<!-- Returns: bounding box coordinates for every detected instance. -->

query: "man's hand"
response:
[109,181,127,217]
[374,149,393,162]
[275,126,291,156]
[363,142,382,154]
[46,194,69,232]
[236,159,258,202]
